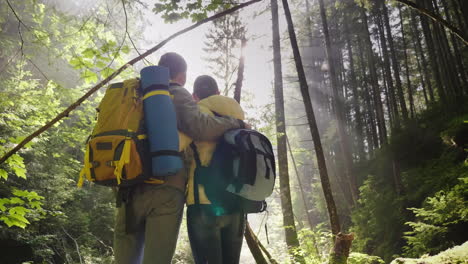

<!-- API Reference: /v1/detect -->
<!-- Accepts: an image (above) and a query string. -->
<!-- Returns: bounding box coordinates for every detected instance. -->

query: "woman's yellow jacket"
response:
[186,95,245,205]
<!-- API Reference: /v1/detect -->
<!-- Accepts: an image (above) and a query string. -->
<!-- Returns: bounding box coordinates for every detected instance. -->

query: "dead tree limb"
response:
[0,0,261,166]
[61,227,83,264]
[244,221,270,264]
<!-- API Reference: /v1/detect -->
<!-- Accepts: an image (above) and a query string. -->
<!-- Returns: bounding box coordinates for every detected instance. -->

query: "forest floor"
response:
[390,241,468,264]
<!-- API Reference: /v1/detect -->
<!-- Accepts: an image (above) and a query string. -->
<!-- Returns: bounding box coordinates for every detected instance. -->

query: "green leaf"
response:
[101,68,114,79]
[9,206,30,216]
[82,70,98,84]
[0,169,7,180]
[121,45,130,54]
[13,189,43,201]
[29,201,43,210]
[0,216,15,227]
[8,214,30,228]
[12,166,26,179]
[9,197,25,205]
[69,57,84,69]
[0,199,8,211]
[96,61,107,69]
[82,48,96,59]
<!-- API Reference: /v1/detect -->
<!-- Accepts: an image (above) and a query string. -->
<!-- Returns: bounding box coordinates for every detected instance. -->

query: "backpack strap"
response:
[190,143,201,205]
[212,111,223,117]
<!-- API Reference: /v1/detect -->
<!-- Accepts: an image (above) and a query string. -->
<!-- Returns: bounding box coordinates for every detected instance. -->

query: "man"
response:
[113,53,247,264]
[186,75,246,264]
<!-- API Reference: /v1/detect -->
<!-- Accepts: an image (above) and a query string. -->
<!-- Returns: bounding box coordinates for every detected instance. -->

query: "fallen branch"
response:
[244,220,269,264]
[61,227,83,264]
[0,0,262,165]
[394,0,467,46]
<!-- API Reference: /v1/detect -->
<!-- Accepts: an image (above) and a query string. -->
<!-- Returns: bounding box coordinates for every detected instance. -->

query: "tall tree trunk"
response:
[271,1,304,263]
[375,8,400,128]
[382,1,409,121]
[344,21,365,160]
[412,35,430,107]
[458,0,468,32]
[417,0,447,104]
[357,36,378,155]
[410,11,435,102]
[439,0,467,97]
[399,6,415,118]
[234,37,247,103]
[441,0,468,95]
[361,7,387,145]
[429,5,456,101]
[317,0,358,206]
[375,24,395,129]
[282,0,354,262]
[282,0,341,236]
[394,0,468,45]
[432,0,461,100]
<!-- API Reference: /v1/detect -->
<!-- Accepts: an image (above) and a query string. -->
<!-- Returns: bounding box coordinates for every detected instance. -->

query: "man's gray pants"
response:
[114,185,184,264]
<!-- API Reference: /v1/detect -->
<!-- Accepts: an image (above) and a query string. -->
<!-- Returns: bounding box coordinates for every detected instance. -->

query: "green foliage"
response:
[0,0,136,261]
[348,252,385,264]
[153,0,233,23]
[0,189,44,228]
[298,224,333,263]
[69,41,130,83]
[391,241,468,264]
[351,108,468,261]
[403,176,468,257]
[351,174,405,261]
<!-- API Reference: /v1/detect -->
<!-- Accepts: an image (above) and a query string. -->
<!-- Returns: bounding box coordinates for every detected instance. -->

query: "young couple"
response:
[114,52,246,264]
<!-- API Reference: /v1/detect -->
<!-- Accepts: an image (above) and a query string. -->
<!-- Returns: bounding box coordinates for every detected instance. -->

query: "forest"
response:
[0,0,467,263]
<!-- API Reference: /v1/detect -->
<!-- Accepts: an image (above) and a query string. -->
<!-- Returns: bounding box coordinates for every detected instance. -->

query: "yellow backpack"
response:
[78,79,163,187]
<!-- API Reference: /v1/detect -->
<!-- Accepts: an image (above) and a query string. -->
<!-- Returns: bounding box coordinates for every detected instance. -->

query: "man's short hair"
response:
[194,75,219,100]
[158,52,187,79]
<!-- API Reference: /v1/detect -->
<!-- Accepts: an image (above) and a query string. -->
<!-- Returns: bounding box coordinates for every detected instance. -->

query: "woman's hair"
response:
[193,75,219,100]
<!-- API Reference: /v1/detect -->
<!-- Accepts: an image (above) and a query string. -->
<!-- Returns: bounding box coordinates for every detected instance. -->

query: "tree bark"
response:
[417,0,447,104]
[452,0,467,37]
[344,21,365,160]
[441,0,468,94]
[360,7,387,145]
[430,0,458,100]
[411,29,430,106]
[399,6,415,118]
[374,16,394,128]
[234,37,247,103]
[410,11,434,102]
[375,8,400,128]
[271,1,304,263]
[244,222,269,264]
[440,0,467,96]
[382,1,409,121]
[329,233,355,264]
[356,36,378,155]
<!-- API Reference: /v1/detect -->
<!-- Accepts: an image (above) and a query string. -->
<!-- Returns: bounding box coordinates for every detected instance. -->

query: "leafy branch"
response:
[0,0,262,166]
